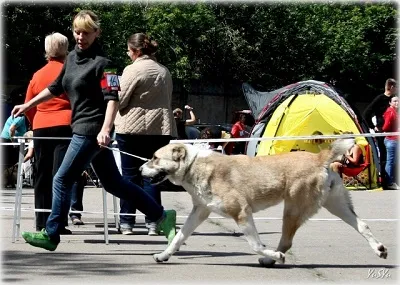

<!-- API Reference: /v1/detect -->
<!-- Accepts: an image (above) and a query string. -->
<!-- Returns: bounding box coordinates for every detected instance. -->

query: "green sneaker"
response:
[21,229,58,251]
[157,210,176,244]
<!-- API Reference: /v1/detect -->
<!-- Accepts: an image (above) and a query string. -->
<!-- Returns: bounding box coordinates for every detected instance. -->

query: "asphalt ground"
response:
[0,186,399,285]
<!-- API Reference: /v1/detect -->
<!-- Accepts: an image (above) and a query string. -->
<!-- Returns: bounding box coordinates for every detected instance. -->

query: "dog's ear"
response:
[172,145,186,161]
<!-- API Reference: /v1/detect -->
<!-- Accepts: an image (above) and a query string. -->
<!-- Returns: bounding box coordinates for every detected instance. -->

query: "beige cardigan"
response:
[114,55,177,137]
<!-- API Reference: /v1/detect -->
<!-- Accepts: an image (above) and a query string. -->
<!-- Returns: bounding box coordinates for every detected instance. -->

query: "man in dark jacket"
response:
[363,78,397,189]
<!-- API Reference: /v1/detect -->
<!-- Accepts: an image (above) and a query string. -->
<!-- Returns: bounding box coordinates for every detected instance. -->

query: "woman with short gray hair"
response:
[44,32,69,60]
[24,32,85,233]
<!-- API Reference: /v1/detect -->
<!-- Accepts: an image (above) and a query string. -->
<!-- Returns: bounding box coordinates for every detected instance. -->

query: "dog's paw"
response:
[276,252,285,264]
[376,244,388,259]
[153,253,169,263]
[258,257,276,268]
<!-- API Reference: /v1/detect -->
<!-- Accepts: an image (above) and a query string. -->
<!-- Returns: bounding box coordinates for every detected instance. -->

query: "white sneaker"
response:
[120,228,134,235]
[387,183,400,190]
[148,227,158,236]
[146,222,159,236]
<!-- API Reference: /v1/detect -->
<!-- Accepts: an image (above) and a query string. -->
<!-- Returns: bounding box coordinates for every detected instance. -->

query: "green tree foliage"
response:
[143,2,218,87]
[2,1,397,100]
[3,3,76,82]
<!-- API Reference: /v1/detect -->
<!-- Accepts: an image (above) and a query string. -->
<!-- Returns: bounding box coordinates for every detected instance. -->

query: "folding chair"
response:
[341,144,371,190]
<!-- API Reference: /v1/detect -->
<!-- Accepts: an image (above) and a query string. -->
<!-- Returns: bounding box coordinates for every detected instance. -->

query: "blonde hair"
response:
[44,32,68,60]
[72,10,100,32]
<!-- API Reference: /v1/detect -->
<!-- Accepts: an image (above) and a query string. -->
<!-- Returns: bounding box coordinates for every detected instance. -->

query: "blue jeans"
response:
[115,134,171,227]
[45,134,164,243]
[384,138,398,185]
[69,173,86,219]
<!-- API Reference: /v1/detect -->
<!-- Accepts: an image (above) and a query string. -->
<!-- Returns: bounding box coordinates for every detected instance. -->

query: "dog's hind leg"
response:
[323,185,387,259]
[235,209,285,264]
[153,205,211,263]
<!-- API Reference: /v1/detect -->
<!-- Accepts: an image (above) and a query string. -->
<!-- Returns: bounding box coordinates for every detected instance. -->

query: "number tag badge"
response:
[106,73,120,90]
[101,70,121,91]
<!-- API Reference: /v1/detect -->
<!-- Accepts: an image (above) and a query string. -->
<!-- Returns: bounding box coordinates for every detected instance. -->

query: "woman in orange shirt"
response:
[24,32,84,232]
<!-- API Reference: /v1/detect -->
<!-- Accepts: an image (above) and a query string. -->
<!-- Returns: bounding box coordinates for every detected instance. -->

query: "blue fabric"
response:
[69,173,86,219]
[45,134,164,242]
[1,115,27,139]
[384,138,398,185]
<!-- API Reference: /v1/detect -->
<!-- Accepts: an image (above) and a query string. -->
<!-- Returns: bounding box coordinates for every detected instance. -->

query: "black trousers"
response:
[33,126,73,230]
[1,137,19,187]
[115,134,172,226]
[1,138,19,166]
[376,136,388,187]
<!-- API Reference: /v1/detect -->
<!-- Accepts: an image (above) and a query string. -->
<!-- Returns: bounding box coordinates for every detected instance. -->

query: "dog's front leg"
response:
[236,214,285,264]
[154,205,211,263]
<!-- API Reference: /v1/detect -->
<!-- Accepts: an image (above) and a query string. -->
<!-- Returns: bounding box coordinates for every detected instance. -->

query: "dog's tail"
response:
[323,138,355,168]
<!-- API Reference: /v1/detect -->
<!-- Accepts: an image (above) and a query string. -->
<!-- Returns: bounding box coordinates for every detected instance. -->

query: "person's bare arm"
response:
[345,145,362,164]
[9,124,17,137]
[184,105,196,125]
[23,146,34,163]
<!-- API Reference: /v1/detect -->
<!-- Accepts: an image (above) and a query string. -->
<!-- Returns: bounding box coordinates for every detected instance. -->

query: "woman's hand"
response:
[11,103,29,118]
[97,130,111,147]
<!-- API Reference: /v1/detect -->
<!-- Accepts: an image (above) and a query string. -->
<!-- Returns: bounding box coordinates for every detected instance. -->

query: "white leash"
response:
[101,145,149,161]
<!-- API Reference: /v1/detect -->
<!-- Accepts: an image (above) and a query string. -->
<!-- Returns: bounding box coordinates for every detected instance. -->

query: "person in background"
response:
[23,32,84,232]
[382,96,399,190]
[330,132,364,174]
[22,131,35,186]
[1,115,28,141]
[363,78,396,188]
[230,113,250,154]
[173,105,196,140]
[23,136,34,163]
[12,10,176,251]
[199,126,233,154]
[114,32,177,236]
[1,114,28,172]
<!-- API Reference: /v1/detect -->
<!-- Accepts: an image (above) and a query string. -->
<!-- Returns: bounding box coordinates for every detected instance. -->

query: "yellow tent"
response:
[257,94,369,154]
[244,86,379,189]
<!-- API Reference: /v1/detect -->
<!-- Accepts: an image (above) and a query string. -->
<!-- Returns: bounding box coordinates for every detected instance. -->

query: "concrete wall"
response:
[171,81,373,125]
[172,81,249,124]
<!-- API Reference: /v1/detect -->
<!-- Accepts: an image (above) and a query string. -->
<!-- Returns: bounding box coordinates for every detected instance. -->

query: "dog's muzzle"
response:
[148,171,168,184]
[140,163,169,184]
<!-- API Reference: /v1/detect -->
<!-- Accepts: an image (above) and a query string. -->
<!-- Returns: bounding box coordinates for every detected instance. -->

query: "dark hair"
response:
[127,33,158,55]
[385,78,396,89]
[200,126,222,139]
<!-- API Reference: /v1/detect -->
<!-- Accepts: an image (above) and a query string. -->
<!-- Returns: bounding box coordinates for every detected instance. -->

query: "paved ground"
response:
[1,186,399,285]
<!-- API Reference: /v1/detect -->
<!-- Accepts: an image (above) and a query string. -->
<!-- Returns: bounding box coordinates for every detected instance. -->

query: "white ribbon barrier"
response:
[169,132,400,144]
[4,132,399,244]
[0,207,396,222]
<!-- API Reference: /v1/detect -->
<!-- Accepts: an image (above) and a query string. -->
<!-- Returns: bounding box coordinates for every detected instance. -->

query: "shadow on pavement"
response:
[84,239,166,245]
[192,231,281,237]
[204,262,399,269]
[2,250,151,282]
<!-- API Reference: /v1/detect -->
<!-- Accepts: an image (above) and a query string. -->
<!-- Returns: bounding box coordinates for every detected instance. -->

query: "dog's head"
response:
[140,143,195,185]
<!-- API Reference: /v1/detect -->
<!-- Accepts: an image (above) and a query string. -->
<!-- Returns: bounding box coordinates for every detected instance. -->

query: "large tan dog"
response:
[140,139,387,266]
